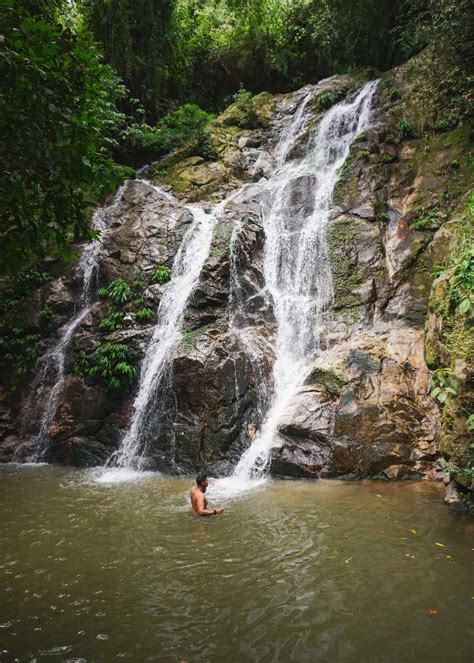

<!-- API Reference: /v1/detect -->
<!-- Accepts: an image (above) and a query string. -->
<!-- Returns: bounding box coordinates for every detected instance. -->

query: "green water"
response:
[0,465,472,662]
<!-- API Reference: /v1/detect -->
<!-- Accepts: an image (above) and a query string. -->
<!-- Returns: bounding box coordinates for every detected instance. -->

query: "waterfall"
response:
[22,188,125,462]
[106,204,219,472]
[216,81,378,492]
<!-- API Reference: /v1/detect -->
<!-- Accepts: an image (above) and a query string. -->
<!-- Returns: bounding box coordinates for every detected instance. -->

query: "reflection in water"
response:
[0,465,472,663]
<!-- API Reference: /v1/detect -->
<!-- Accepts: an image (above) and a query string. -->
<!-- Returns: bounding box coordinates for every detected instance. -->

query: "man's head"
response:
[196,471,208,491]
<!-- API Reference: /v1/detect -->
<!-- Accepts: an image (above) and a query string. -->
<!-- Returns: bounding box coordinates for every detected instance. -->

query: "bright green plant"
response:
[135,307,155,322]
[40,304,52,321]
[98,280,132,305]
[98,311,126,332]
[86,342,138,390]
[233,87,253,106]
[121,103,214,159]
[431,264,445,278]
[434,115,458,132]
[315,89,346,111]
[0,324,42,376]
[429,368,459,404]
[152,265,172,285]
[433,199,474,316]
[450,247,474,316]
[398,119,413,138]
[377,200,390,222]
[411,209,438,230]
[0,1,127,269]
[437,454,474,480]
[381,150,395,163]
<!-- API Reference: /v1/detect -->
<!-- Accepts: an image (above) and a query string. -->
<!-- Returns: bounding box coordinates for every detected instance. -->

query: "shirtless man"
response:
[190,472,224,516]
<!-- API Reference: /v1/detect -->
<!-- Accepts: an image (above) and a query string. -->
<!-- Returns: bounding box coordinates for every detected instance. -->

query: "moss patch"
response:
[327,217,365,312]
[215,91,275,130]
[181,324,213,349]
[305,367,345,396]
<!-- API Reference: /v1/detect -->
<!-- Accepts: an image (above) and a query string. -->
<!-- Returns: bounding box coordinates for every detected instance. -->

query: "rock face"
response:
[271,330,439,479]
[1,62,471,488]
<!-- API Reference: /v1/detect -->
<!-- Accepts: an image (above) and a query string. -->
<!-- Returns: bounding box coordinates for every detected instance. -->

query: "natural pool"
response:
[1,465,472,662]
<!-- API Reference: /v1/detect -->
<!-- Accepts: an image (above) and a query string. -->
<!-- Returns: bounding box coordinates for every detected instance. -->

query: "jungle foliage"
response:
[0,0,128,270]
[1,0,472,270]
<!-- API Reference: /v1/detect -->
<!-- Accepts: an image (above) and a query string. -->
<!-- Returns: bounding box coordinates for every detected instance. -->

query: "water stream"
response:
[104,201,220,477]
[215,81,378,495]
[21,188,125,462]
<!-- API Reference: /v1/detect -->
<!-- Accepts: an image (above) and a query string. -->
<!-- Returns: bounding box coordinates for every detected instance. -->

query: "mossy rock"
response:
[216,91,275,130]
[147,143,198,177]
[180,323,214,349]
[209,125,244,157]
[251,92,275,126]
[332,138,378,207]
[208,221,232,258]
[305,367,345,396]
[327,217,366,311]
[152,158,230,199]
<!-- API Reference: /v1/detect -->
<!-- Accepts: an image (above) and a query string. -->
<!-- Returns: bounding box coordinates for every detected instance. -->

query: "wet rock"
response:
[238,135,262,149]
[444,480,473,516]
[270,440,331,478]
[278,387,335,444]
[51,436,115,467]
[100,179,193,283]
[0,435,34,462]
[382,464,422,480]
[271,329,440,480]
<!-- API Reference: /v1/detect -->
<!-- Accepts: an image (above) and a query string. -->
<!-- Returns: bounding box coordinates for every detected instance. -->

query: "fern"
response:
[152,265,171,284]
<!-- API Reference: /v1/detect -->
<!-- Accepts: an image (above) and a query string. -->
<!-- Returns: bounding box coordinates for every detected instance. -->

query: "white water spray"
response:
[212,81,378,496]
[23,188,125,462]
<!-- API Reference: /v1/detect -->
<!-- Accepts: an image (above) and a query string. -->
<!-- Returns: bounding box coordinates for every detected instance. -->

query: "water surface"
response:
[1,466,472,662]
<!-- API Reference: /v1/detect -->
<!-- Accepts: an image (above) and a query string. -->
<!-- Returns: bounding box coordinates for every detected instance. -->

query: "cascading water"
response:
[103,202,219,477]
[22,188,125,462]
[213,81,378,495]
[91,81,376,486]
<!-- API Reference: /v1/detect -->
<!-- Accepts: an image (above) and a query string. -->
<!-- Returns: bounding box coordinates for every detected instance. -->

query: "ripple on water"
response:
[0,466,473,663]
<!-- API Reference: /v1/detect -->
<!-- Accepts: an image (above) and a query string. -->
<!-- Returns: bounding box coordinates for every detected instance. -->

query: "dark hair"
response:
[196,472,207,485]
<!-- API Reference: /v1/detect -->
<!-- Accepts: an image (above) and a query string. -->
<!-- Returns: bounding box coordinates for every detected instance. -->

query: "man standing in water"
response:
[190,472,224,516]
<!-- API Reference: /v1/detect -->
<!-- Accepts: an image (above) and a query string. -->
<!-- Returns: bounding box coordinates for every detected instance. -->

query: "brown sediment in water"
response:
[0,465,472,662]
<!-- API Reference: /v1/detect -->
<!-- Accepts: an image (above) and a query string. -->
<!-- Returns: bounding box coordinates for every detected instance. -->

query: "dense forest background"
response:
[0,0,472,269]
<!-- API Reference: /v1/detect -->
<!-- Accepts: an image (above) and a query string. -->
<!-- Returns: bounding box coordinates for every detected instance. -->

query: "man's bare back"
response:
[190,473,224,516]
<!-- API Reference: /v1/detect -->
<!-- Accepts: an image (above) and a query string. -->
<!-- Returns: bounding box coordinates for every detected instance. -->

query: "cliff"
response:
[0,53,472,511]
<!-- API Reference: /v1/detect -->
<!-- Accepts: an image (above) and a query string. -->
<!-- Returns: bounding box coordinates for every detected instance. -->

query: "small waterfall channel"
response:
[214,80,378,496]
[102,197,223,478]
[22,189,124,462]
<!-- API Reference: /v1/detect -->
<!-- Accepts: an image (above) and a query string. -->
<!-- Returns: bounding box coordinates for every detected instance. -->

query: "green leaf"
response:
[458,298,471,314]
